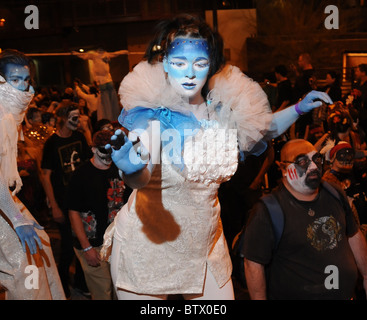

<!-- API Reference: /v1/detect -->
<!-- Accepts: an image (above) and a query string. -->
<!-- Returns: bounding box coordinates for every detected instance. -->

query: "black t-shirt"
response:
[276,79,294,108]
[321,84,342,102]
[41,131,92,210]
[67,160,125,249]
[294,69,315,100]
[355,81,367,129]
[243,184,359,300]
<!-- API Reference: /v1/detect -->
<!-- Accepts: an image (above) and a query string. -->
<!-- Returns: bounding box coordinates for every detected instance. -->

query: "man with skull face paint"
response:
[0,49,64,299]
[67,130,124,300]
[41,102,92,298]
[243,139,367,300]
[322,142,367,231]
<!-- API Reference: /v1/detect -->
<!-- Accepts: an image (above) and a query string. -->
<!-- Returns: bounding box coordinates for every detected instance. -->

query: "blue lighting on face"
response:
[163,37,210,102]
[165,38,210,80]
[4,63,31,92]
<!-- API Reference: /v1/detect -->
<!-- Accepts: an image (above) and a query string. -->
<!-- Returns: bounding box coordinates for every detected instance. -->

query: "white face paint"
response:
[163,37,210,104]
[66,109,80,131]
[285,151,322,195]
[95,147,112,166]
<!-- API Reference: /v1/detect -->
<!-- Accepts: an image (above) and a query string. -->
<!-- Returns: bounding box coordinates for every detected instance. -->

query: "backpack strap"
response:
[261,193,284,249]
[322,180,341,201]
[236,191,284,257]
[321,180,355,218]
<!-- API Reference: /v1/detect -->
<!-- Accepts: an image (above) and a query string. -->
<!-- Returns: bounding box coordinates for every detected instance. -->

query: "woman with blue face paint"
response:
[0,49,65,299]
[102,15,332,300]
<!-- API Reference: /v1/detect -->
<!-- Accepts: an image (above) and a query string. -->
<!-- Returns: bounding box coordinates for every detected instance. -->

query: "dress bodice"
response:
[112,118,236,294]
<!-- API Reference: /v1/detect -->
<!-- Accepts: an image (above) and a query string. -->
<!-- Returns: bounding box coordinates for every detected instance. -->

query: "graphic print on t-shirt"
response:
[58,140,83,185]
[107,178,124,223]
[306,215,342,251]
[80,211,97,239]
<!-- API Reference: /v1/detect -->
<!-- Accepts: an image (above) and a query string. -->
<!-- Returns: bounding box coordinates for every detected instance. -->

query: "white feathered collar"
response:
[118,61,272,152]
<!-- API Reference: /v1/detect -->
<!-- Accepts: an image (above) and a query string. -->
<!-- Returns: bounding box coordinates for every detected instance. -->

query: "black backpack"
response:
[231,181,350,288]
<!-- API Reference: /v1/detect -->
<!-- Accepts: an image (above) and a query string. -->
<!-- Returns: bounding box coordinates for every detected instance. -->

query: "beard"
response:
[305,169,322,190]
[286,164,322,195]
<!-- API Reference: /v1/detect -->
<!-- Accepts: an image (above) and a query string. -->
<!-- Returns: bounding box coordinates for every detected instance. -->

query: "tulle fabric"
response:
[119,62,272,155]
[207,64,272,153]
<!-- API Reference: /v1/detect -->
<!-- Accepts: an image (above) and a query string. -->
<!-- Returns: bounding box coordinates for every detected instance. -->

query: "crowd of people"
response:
[18,83,134,299]
[1,14,367,301]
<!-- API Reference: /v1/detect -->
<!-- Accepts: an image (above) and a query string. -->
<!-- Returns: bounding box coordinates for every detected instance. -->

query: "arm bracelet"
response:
[83,246,93,252]
[294,102,304,116]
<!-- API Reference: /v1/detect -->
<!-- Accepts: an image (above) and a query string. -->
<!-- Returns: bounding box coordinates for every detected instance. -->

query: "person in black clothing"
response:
[354,64,367,135]
[314,71,341,132]
[243,139,367,300]
[274,64,294,111]
[321,71,342,103]
[41,101,92,299]
[293,53,315,99]
[293,53,316,139]
[68,130,126,300]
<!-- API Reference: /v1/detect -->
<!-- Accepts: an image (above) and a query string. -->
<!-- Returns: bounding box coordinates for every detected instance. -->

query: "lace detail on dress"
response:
[182,119,238,185]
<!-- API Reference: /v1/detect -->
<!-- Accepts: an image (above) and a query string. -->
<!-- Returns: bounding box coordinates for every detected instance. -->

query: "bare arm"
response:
[71,51,94,60]
[69,210,100,266]
[0,172,30,227]
[266,91,333,139]
[276,100,291,112]
[120,165,153,190]
[0,169,43,254]
[107,50,129,58]
[244,258,267,300]
[40,168,65,223]
[348,229,367,296]
[314,133,330,151]
[110,121,160,190]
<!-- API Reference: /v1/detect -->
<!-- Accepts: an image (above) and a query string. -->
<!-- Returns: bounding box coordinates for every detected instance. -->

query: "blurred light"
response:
[79,48,84,52]
[0,18,5,27]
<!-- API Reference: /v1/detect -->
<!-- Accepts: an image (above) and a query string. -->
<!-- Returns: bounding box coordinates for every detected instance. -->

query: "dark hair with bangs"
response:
[144,14,225,81]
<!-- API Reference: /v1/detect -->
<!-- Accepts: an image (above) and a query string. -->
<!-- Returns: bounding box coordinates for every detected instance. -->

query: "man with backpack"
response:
[242,139,367,300]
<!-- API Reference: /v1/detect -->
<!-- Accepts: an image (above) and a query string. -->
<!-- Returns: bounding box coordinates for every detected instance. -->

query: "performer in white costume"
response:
[0,49,65,300]
[73,48,128,122]
[101,15,332,300]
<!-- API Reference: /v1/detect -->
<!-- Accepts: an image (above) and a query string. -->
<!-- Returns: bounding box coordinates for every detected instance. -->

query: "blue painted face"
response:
[4,63,31,92]
[163,37,210,104]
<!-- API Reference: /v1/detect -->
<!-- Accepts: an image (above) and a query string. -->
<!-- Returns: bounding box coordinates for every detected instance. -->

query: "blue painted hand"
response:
[298,90,333,114]
[105,129,149,175]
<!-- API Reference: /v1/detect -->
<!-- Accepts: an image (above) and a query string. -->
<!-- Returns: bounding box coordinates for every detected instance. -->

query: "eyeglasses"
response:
[283,152,323,169]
